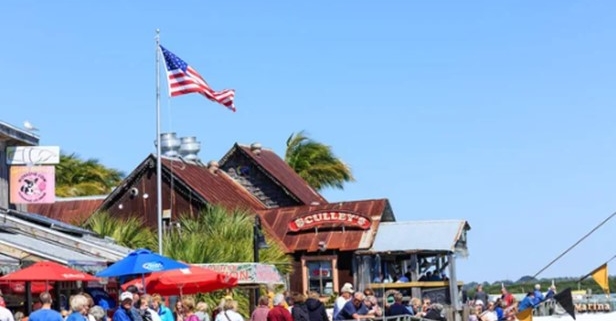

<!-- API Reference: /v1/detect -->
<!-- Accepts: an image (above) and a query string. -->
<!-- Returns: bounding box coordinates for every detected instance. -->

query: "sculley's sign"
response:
[289,211,371,232]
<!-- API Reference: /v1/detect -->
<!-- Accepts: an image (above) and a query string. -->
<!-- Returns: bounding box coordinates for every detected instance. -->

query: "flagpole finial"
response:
[156,28,160,34]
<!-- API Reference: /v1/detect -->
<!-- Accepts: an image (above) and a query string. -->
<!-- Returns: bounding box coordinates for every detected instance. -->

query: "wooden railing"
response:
[368,281,464,289]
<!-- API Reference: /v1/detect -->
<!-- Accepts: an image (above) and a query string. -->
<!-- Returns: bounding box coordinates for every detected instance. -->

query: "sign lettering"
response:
[575,303,611,313]
[288,211,371,232]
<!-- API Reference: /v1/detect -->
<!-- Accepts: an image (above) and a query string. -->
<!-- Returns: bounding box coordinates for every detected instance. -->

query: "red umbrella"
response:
[0,282,54,294]
[122,266,237,296]
[1,261,98,282]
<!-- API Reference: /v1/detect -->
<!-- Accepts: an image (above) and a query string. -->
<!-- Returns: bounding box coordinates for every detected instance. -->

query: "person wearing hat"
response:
[332,283,354,319]
[113,292,143,321]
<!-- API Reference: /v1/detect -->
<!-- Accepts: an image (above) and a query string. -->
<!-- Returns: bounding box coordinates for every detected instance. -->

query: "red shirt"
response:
[267,306,292,321]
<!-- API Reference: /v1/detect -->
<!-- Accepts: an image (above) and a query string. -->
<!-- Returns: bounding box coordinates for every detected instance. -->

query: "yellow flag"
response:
[516,308,533,321]
[590,263,610,294]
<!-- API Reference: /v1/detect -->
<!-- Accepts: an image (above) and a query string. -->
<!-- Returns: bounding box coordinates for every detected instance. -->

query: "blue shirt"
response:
[158,305,174,321]
[388,303,411,316]
[335,301,367,320]
[66,312,87,321]
[29,308,63,321]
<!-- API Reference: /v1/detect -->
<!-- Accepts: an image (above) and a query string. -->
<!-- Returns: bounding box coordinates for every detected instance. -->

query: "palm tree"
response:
[164,205,292,316]
[84,212,156,250]
[55,153,124,197]
[285,131,355,191]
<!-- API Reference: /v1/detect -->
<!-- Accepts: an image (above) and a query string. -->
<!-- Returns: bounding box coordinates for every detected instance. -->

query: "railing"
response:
[337,316,440,321]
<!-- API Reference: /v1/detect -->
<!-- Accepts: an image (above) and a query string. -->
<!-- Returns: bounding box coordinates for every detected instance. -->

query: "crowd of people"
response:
[466,284,557,321]
[0,281,460,321]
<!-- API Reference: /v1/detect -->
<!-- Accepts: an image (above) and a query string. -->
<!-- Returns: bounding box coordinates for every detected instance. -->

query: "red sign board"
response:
[288,211,371,232]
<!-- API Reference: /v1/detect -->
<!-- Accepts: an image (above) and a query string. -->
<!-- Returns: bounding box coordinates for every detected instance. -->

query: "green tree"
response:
[163,205,292,317]
[84,212,156,250]
[55,153,124,197]
[285,131,355,191]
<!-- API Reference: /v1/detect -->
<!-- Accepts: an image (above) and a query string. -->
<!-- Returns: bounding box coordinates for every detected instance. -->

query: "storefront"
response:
[257,198,396,296]
[258,202,471,303]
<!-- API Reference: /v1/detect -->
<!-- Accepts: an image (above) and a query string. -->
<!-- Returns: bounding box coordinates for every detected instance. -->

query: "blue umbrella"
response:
[96,249,188,278]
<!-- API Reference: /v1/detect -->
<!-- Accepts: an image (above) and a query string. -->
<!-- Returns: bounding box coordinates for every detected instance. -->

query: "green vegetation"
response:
[285,130,354,191]
[464,276,616,296]
[56,152,124,197]
[86,205,292,317]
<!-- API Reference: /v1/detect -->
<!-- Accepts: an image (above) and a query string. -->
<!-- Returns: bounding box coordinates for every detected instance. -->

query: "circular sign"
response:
[17,171,49,202]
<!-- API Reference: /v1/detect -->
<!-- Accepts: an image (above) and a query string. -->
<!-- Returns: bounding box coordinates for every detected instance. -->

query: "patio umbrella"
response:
[1,282,54,294]
[1,261,98,282]
[121,266,238,296]
[96,248,188,278]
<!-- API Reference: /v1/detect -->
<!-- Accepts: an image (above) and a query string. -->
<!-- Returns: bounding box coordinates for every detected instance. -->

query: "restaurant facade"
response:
[87,132,471,305]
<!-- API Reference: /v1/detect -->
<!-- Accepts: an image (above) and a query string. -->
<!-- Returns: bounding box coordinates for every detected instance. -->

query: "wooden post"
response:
[410,254,421,299]
[447,254,461,321]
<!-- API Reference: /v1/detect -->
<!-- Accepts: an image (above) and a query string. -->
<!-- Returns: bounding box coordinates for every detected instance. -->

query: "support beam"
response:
[447,254,461,321]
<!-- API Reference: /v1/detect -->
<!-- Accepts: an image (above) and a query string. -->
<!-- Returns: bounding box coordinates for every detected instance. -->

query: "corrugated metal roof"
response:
[0,232,107,265]
[258,199,392,253]
[365,220,471,254]
[27,197,105,225]
[0,254,19,264]
[161,156,266,210]
[223,144,327,205]
[0,208,132,261]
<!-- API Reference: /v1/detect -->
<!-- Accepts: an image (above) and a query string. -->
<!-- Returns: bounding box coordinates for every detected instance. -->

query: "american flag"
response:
[159,45,236,112]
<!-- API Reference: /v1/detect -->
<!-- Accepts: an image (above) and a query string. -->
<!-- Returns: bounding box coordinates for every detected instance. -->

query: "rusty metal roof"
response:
[257,198,394,253]
[160,156,266,211]
[221,144,327,205]
[27,196,106,225]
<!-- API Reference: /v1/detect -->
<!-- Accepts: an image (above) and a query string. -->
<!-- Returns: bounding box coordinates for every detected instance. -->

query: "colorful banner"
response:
[196,263,285,285]
[10,166,55,204]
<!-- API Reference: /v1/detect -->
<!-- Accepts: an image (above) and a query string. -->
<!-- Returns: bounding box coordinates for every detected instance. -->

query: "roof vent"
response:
[250,142,262,156]
[207,160,219,174]
[179,136,201,161]
[157,133,181,157]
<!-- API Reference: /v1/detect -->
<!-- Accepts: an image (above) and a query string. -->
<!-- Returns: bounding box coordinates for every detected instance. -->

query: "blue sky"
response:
[3,0,616,283]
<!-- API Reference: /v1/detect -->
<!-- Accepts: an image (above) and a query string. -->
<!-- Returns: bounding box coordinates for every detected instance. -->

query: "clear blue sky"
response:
[3,0,616,283]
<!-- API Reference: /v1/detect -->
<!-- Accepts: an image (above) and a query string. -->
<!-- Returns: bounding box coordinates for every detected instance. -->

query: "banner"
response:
[554,287,576,320]
[10,166,55,204]
[196,263,285,285]
[590,263,610,295]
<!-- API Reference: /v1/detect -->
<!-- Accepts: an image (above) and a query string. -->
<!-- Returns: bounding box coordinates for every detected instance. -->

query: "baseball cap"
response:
[119,292,133,302]
[340,283,354,294]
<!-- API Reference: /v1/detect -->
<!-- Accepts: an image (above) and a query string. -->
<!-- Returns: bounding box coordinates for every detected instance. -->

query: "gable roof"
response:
[99,154,265,213]
[257,198,394,253]
[220,143,327,205]
[160,156,265,210]
[27,195,106,225]
[361,220,471,255]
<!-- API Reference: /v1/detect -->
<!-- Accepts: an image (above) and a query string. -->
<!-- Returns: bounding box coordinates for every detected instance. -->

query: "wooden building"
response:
[77,133,469,300]
[0,121,39,211]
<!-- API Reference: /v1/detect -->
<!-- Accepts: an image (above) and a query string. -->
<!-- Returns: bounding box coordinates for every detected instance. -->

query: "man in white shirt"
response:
[0,297,14,321]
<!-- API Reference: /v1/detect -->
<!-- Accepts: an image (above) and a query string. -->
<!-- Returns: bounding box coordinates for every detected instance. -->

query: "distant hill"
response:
[463,276,616,296]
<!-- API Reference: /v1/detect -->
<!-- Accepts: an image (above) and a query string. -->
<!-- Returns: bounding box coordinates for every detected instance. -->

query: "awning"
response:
[195,263,285,285]
[0,232,107,273]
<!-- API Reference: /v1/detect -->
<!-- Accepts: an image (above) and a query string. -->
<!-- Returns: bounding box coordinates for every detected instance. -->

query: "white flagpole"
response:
[155,29,164,255]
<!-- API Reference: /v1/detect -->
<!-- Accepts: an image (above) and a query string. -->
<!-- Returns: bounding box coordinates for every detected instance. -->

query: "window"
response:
[302,256,338,296]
